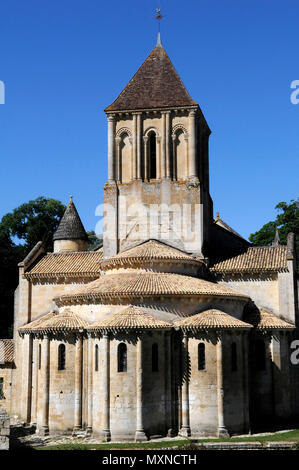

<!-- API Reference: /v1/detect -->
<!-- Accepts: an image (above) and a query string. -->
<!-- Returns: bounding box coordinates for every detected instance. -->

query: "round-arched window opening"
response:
[118,343,127,372]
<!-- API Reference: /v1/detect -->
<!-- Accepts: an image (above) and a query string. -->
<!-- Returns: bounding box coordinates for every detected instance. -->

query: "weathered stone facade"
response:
[0,407,10,450]
[1,38,298,441]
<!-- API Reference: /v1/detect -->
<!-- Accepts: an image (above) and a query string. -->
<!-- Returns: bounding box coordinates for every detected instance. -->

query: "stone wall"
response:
[0,407,10,450]
[0,366,13,414]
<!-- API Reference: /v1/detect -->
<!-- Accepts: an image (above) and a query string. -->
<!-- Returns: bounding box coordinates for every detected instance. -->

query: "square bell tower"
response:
[103,39,213,258]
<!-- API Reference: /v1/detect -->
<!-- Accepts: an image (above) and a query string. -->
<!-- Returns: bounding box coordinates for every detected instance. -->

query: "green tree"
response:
[249,198,299,272]
[1,196,65,252]
[87,230,103,251]
[0,197,66,338]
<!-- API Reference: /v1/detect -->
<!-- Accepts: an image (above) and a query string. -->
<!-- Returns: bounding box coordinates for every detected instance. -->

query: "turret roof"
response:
[53,197,87,241]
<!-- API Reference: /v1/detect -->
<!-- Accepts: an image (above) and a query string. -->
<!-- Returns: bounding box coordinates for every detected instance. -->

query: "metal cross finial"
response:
[155,7,164,33]
[155,6,165,46]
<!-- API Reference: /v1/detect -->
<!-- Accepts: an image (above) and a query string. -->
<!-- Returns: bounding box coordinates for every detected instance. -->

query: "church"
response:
[0,35,298,441]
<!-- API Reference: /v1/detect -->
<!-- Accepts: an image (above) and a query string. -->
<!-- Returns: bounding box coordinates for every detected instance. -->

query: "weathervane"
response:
[155,6,165,45]
[155,7,164,33]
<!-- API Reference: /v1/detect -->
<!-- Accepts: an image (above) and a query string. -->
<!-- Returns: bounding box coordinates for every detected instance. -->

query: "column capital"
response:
[189,109,197,117]
[107,114,116,122]
[161,110,171,115]
[115,136,121,144]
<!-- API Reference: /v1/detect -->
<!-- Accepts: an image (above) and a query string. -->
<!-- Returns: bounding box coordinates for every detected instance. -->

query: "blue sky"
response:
[0,0,298,241]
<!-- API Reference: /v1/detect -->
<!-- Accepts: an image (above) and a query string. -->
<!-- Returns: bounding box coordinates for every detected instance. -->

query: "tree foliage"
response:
[87,230,103,251]
[249,199,299,273]
[0,197,66,337]
[1,196,66,253]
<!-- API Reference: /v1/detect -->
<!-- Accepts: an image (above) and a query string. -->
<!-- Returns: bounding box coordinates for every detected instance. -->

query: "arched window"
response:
[95,344,99,372]
[118,343,127,372]
[255,339,266,371]
[231,342,238,372]
[38,344,41,370]
[152,343,159,372]
[149,133,156,179]
[198,343,205,370]
[58,344,66,371]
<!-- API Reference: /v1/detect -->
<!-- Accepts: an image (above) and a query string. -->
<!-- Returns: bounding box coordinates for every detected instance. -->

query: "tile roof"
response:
[18,311,58,333]
[19,309,89,333]
[244,307,295,330]
[174,309,252,330]
[88,305,171,331]
[53,197,87,241]
[100,239,201,270]
[105,45,197,112]
[24,250,103,279]
[0,339,14,364]
[55,272,249,305]
[210,245,288,274]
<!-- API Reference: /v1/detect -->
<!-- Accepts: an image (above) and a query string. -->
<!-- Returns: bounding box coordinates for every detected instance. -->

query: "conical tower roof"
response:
[105,44,197,112]
[53,197,88,241]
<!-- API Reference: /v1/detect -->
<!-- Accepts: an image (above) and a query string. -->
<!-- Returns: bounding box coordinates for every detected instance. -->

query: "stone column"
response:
[136,113,142,180]
[107,115,115,181]
[281,331,292,418]
[161,112,166,179]
[86,335,93,435]
[132,113,137,179]
[172,134,177,180]
[33,336,40,425]
[242,331,250,433]
[115,136,121,183]
[143,136,149,181]
[135,335,147,441]
[180,333,191,436]
[40,335,50,436]
[156,136,162,180]
[269,334,277,421]
[165,111,171,179]
[101,333,111,441]
[22,333,33,425]
[73,334,83,433]
[164,331,174,436]
[188,109,197,179]
[216,333,229,437]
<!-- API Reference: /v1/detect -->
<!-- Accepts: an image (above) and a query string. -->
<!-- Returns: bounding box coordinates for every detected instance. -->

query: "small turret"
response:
[53,196,88,253]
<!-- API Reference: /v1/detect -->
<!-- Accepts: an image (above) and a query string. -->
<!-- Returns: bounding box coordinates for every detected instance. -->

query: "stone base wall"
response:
[0,408,10,450]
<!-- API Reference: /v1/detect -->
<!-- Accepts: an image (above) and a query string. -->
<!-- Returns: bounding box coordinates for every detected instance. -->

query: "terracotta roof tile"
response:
[18,311,58,333]
[19,309,89,333]
[174,309,252,330]
[53,198,87,241]
[55,272,249,305]
[0,339,14,364]
[24,250,103,279]
[88,305,171,330]
[244,307,295,330]
[100,240,201,270]
[210,245,288,274]
[105,45,197,112]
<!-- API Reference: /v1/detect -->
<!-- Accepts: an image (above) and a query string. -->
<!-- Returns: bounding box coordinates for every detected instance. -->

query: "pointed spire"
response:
[53,197,88,241]
[272,228,281,246]
[157,31,162,46]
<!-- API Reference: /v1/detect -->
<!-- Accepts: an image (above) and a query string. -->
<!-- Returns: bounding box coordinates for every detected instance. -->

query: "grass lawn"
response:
[197,429,299,444]
[35,439,192,451]
[34,430,299,450]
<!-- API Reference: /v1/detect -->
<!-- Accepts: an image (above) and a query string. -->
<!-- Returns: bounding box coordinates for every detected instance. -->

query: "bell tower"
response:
[103,38,212,257]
